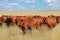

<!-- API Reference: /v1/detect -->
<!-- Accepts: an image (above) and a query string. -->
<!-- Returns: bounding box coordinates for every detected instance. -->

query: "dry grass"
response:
[0,10,60,16]
[0,10,60,40]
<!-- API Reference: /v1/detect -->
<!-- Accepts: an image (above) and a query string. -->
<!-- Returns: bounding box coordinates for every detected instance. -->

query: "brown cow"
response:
[5,16,18,27]
[9,16,17,25]
[29,16,45,31]
[55,16,60,23]
[17,16,32,34]
[5,16,12,27]
[16,16,22,26]
[45,15,57,29]
[1,15,8,23]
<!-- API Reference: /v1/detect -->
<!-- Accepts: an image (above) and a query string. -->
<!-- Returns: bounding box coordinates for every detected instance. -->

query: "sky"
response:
[0,0,60,10]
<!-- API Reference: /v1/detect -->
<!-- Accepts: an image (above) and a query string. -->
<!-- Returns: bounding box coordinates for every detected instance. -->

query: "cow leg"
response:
[21,26,25,35]
[6,22,11,27]
[48,24,53,30]
[36,27,38,30]
[28,26,32,34]
[36,25,41,32]
[18,25,25,34]
[7,23,10,27]
[28,26,32,31]
[45,23,51,29]
[0,23,2,28]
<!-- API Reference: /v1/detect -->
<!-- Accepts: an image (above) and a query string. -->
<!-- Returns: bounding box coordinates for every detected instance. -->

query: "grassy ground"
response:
[0,10,60,40]
[0,23,60,40]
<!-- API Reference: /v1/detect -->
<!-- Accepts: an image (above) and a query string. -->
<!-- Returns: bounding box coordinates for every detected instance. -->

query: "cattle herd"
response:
[0,15,60,34]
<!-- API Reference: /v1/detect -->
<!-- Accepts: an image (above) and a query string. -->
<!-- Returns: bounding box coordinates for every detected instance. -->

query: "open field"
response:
[0,10,60,40]
[0,10,60,16]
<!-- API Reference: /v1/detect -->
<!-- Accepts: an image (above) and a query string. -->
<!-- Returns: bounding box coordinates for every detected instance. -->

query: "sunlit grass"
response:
[0,23,60,40]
